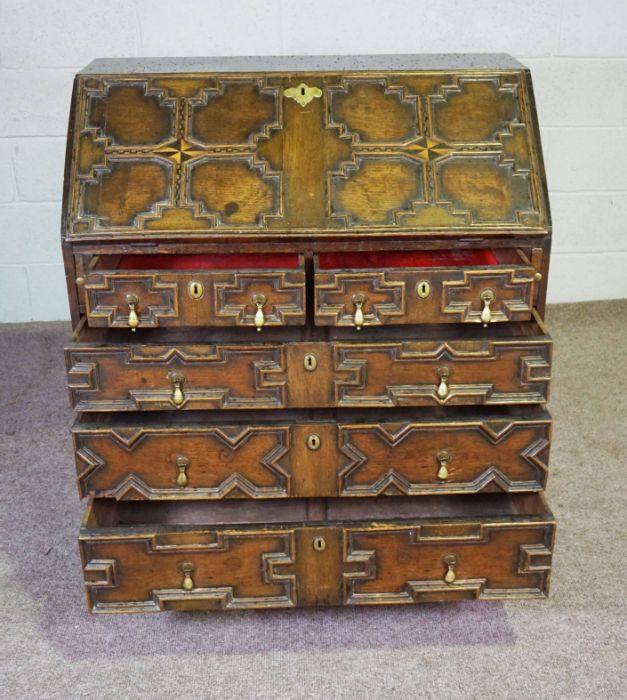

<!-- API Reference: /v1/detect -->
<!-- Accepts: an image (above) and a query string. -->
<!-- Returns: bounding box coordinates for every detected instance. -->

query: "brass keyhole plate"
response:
[312,536,326,552]
[416,280,432,299]
[307,433,321,450]
[188,280,204,299]
[303,353,318,371]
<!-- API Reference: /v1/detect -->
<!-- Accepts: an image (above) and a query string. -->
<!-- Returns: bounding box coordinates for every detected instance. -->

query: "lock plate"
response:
[416,280,432,299]
[303,353,318,371]
[307,433,321,450]
[188,280,204,299]
[312,536,326,552]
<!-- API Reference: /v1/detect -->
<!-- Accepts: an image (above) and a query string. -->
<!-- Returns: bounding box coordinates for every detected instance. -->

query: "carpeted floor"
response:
[1,300,626,699]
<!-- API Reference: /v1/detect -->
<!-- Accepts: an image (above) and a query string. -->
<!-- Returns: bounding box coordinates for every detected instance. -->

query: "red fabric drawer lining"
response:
[116,253,301,271]
[317,249,499,270]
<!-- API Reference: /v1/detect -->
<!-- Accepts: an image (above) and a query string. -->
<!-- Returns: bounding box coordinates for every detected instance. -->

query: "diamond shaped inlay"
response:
[155,138,207,163]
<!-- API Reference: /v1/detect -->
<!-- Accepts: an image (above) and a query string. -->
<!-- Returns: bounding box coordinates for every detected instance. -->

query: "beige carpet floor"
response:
[1,300,626,699]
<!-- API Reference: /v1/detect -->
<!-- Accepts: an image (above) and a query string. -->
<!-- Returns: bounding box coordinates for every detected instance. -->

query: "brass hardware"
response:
[284,83,322,107]
[534,272,543,282]
[436,450,451,481]
[170,372,185,407]
[312,536,326,552]
[75,276,85,286]
[181,562,195,591]
[125,293,139,331]
[303,353,318,372]
[188,280,204,300]
[253,293,267,331]
[436,367,450,400]
[480,289,495,327]
[175,455,189,487]
[352,292,365,330]
[443,554,458,584]
[307,433,321,451]
[416,280,432,299]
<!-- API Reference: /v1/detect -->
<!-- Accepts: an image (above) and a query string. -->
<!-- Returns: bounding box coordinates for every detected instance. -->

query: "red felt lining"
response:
[116,253,301,271]
[317,249,499,269]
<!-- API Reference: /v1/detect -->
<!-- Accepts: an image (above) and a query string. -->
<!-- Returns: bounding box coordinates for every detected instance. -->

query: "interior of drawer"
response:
[317,248,528,270]
[85,493,550,529]
[90,252,302,271]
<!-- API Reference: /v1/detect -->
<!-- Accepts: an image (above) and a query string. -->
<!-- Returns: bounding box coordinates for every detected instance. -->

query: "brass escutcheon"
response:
[284,83,322,107]
[312,536,326,552]
[307,433,321,451]
[303,353,318,371]
[416,280,432,299]
[252,293,267,331]
[188,280,204,299]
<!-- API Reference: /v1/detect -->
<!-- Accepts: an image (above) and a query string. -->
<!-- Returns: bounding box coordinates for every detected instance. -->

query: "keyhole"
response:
[303,353,318,371]
[312,536,326,552]
[188,280,204,299]
[416,280,431,299]
[301,86,306,96]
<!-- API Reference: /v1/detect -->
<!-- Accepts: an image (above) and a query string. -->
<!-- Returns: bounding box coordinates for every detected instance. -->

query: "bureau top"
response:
[63,54,549,244]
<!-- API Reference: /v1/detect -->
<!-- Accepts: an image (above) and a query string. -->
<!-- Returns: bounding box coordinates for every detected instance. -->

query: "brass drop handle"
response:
[436,367,450,400]
[253,293,267,331]
[175,455,190,487]
[181,562,195,591]
[480,289,495,327]
[170,372,185,407]
[352,292,365,330]
[436,450,451,481]
[125,293,139,331]
[443,554,458,584]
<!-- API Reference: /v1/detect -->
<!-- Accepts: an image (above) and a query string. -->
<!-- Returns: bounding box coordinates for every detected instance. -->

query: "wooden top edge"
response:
[79,53,526,75]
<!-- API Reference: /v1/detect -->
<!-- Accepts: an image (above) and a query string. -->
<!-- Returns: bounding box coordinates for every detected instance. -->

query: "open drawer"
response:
[72,407,552,500]
[79,253,306,330]
[314,249,538,329]
[66,312,551,412]
[79,493,555,612]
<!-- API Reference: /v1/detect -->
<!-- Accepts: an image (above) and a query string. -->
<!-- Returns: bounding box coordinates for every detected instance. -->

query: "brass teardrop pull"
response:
[436,367,450,400]
[352,292,365,330]
[125,293,139,331]
[175,455,189,487]
[253,293,267,331]
[170,372,185,407]
[443,554,458,584]
[181,561,195,591]
[436,450,451,481]
[480,289,495,327]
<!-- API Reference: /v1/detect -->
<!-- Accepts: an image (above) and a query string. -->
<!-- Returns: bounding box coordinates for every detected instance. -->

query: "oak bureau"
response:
[61,55,556,613]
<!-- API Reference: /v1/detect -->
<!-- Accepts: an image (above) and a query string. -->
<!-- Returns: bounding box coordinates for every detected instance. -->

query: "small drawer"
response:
[72,408,551,500]
[79,493,555,612]
[80,253,305,330]
[314,249,537,329]
[65,313,551,412]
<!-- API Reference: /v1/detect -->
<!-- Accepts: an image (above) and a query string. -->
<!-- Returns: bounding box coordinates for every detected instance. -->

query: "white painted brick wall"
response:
[0,0,625,321]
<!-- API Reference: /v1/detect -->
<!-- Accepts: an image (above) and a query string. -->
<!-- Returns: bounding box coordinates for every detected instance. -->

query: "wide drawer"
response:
[66,313,551,412]
[73,408,551,499]
[315,249,537,329]
[80,253,306,330]
[79,493,555,612]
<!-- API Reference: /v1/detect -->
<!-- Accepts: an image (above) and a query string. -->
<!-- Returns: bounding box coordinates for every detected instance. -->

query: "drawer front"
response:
[315,265,535,329]
[73,413,551,499]
[80,501,554,612]
[83,268,306,330]
[66,334,551,411]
